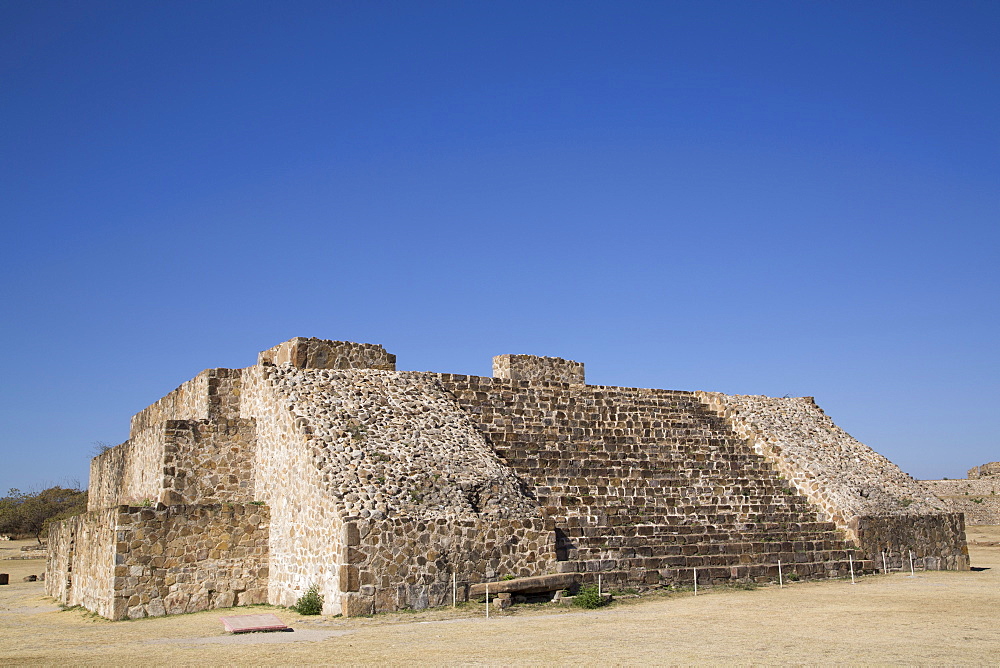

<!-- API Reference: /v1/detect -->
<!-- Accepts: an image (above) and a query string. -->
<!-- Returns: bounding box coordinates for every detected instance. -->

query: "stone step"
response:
[564,558,875,588]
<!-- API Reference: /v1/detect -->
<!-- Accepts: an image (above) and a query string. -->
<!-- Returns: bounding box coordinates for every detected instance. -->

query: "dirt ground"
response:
[2,527,999,666]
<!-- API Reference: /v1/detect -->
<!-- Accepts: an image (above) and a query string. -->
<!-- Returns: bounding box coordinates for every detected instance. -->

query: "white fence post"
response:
[778,560,783,588]
[693,567,698,596]
[849,553,855,585]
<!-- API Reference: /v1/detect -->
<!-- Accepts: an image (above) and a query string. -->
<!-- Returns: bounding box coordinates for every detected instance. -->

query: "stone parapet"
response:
[492,354,585,384]
[258,338,395,370]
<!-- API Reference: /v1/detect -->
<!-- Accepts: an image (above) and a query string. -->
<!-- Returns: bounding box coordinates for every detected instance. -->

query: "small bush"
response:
[573,584,608,609]
[501,574,516,581]
[293,586,324,615]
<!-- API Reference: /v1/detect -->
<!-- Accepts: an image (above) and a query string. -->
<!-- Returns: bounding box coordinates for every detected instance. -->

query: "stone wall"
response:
[696,392,965,569]
[968,462,1000,479]
[47,504,269,620]
[45,514,75,602]
[340,517,555,615]
[88,430,165,510]
[240,364,346,613]
[258,338,396,370]
[110,503,269,620]
[922,478,1000,525]
[161,418,257,505]
[46,508,118,617]
[493,354,585,384]
[852,513,968,570]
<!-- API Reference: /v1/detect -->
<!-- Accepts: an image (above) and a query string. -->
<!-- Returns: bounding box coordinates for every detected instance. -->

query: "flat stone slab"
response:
[469,572,582,597]
[220,613,289,633]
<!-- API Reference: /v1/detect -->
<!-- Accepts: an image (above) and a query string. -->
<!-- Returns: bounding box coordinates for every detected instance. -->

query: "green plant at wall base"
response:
[293,586,324,615]
[573,584,608,609]
[250,500,265,506]
[501,574,516,581]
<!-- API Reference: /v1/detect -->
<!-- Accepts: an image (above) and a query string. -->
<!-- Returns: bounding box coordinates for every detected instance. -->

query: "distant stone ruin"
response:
[47,337,968,620]
[922,462,1000,525]
[967,462,1000,480]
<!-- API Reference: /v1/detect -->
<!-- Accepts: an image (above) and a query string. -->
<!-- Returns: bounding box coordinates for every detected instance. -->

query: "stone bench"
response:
[469,573,582,599]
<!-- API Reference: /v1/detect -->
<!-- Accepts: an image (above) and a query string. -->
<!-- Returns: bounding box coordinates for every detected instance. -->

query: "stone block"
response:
[214,591,236,608]
[339,565,359,592]
[221,613,289,633]
[341,592,374,617]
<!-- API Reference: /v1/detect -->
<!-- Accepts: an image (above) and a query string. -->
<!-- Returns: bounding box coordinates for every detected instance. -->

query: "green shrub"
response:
[293,586,324,615]
[573,584,608,609]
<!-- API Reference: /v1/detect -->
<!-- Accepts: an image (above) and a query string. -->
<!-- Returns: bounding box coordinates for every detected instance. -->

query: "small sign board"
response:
[220,613,289,634]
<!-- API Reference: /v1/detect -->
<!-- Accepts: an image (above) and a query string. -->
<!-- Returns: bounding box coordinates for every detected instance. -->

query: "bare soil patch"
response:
[3,531,999,665]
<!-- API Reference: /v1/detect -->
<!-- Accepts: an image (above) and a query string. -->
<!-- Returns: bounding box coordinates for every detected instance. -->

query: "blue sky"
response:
[1,0,997,493]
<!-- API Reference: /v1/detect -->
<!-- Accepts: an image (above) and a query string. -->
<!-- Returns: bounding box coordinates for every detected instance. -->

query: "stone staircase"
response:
[438,375,873,588]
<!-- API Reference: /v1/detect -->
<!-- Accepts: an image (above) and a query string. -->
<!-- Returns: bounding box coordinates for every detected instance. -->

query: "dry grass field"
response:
[2,527,999,665]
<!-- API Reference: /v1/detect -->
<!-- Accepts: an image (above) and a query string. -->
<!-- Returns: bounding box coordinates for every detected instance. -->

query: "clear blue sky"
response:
[1,1,997,493]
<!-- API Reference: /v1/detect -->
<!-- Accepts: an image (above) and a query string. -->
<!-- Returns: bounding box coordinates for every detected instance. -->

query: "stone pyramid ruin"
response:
[47,338,968,619]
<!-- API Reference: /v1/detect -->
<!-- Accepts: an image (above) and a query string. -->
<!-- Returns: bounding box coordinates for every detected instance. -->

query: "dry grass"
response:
[3,528,999,665]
